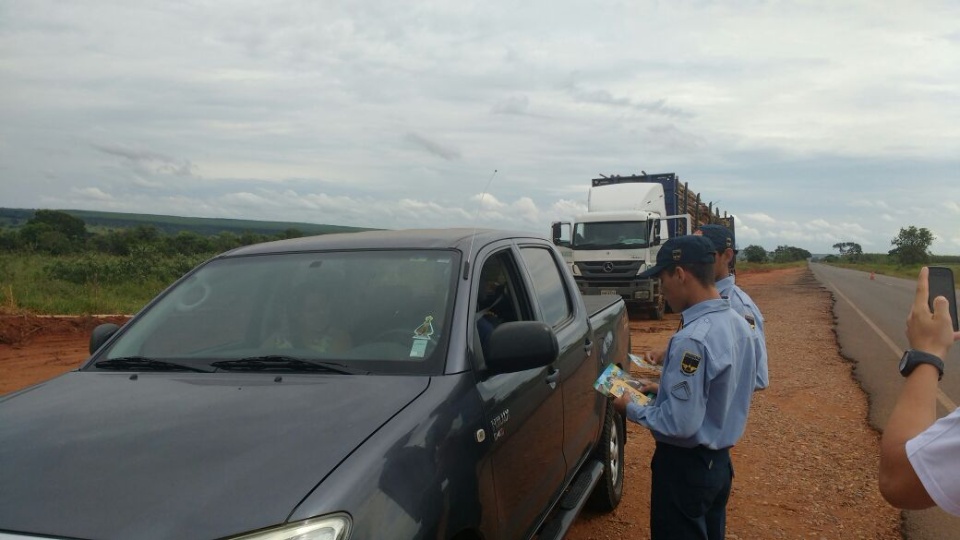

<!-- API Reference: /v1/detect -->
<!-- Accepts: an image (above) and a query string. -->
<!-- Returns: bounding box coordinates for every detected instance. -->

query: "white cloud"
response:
[743,213,777,225]
[71,187,114,201]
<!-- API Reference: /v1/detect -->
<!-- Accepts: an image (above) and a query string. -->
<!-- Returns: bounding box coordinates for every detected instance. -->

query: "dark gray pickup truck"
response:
[0,228,630,540]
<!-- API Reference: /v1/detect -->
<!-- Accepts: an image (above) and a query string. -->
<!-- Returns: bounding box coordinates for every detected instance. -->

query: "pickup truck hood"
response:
[0,371,428,540]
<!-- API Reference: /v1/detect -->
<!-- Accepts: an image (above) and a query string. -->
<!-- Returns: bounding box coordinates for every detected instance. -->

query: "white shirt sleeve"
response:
[906,407,960,517]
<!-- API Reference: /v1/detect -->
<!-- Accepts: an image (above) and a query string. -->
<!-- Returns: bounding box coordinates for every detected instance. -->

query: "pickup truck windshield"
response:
[573,221,650,249]
[89,249,459,375]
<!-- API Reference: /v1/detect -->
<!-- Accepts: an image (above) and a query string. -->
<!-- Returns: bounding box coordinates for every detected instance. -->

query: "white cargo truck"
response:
[551,173,734,319]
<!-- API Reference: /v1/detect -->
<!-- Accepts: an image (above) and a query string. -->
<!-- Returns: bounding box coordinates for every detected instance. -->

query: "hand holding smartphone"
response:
[928,266,959,332]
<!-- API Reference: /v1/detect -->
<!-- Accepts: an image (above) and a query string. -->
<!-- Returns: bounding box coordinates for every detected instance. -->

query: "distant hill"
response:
[0,208,376,237]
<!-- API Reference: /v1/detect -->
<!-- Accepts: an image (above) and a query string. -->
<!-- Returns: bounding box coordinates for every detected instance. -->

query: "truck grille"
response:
[577,260,642,279]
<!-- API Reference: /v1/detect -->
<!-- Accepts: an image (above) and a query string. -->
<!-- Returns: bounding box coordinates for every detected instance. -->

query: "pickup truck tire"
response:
[586,400,625,511]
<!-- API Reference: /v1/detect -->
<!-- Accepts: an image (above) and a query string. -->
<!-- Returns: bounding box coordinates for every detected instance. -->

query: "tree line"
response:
[740,244,811,264]
[0,209,307,257]
[825,226,948,266]
[736,226,948,266]
[0,210,315,290]
[6,210,945,271]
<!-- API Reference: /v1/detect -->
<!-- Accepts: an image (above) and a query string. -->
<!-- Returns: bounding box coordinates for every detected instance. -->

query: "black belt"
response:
[655,441,731,455]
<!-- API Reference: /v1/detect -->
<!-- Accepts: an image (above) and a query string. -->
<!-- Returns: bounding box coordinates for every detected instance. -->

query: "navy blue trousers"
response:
[650,442,733,540]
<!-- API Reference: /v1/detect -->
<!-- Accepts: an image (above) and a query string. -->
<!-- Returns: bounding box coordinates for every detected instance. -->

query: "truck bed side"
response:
[581,293,629,372]
[581,293,624,320]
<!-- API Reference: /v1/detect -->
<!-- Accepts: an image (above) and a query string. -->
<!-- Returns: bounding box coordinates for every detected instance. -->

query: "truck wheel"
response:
[587,401,625,511]
[649,296,665,320]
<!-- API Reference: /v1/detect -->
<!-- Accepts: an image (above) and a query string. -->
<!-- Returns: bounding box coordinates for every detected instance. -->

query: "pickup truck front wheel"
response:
[587,400,625,511]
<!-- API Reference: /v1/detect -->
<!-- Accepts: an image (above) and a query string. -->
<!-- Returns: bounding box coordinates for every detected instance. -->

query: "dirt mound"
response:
[0,313,130,346]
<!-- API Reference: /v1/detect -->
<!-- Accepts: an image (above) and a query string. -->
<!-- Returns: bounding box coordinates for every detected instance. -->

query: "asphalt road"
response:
[809,262,959,540]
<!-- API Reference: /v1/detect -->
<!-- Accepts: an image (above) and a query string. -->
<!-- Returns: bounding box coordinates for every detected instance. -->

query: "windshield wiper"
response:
[211,356,367,374]
[95,357,213,373]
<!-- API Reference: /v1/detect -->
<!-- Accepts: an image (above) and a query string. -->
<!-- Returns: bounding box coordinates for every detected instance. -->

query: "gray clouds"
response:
[1,0,958,253]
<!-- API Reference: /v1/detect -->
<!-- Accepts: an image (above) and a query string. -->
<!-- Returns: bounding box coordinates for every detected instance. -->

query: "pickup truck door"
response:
[518,246,599,475]
[472,246,566,540]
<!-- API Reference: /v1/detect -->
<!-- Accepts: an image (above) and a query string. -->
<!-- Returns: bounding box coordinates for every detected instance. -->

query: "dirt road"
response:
[0,266,902,538]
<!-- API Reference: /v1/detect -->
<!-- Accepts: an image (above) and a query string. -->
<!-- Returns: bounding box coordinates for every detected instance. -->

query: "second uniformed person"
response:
[613,235,758,540]
[696,224,769,391]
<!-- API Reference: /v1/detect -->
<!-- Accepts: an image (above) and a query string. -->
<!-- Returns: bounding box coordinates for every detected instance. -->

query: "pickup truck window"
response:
[475,250,532,356]
[519,247,572,328]
[89,250,458,375]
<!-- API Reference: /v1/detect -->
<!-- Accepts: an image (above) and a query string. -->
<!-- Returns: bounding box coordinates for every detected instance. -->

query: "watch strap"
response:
[900,350,944,381]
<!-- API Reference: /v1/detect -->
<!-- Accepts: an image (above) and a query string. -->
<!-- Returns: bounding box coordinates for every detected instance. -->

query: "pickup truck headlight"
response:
[229,514,351,540]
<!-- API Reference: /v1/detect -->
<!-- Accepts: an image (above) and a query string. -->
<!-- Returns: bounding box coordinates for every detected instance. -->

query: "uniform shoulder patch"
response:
[680,351,702,376]
[670,381,691,400]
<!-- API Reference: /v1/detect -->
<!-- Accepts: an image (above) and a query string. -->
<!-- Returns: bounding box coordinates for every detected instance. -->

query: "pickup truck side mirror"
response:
[89,323,121,354]
[485,321,559,374]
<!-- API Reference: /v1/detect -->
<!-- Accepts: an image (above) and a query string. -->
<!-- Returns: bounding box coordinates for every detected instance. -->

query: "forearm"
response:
[879,364,939,509]
[879,267,959,510]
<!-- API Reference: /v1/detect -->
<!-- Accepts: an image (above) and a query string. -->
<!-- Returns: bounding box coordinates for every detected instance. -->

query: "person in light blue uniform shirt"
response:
[613,235,758,540]
[697,224,769,390]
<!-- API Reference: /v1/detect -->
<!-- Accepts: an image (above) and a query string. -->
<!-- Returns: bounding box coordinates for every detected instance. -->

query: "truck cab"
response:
[552,180,677,319]
[552,173,733,320]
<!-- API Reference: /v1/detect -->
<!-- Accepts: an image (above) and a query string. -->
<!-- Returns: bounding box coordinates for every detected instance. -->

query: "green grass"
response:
[737,260,808,273]
[821,261,960,280]
[0,208,382,315]
[0,254,173,315]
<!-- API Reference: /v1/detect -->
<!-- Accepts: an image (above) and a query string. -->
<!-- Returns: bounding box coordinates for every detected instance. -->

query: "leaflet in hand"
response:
[629,353,662,380]
[594,363,651,406]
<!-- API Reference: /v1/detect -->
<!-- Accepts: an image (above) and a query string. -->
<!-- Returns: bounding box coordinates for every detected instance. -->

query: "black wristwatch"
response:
[899,350,944,381]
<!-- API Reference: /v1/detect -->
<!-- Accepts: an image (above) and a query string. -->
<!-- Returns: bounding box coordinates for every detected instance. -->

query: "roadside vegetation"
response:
[737,260,808,273]
[3,210,954,314]
[738,228,960,280]
[814,227,960,279]
[0,210,318,315]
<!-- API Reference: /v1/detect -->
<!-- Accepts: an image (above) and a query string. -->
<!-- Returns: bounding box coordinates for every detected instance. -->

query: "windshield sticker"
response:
[414,315,434,338]
[409,337,429,358]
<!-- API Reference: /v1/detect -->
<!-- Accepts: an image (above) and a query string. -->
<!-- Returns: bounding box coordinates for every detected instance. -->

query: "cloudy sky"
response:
[1,0,958,254]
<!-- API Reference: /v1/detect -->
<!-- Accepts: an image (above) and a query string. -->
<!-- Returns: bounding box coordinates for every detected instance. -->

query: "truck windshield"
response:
[88,250,459,376]
[572,221,650,249]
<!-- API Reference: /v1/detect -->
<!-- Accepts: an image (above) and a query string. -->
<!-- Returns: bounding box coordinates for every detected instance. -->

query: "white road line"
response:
[821,275,958,412]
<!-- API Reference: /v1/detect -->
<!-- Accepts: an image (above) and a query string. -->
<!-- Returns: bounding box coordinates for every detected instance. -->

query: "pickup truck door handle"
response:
[545,368,560,389]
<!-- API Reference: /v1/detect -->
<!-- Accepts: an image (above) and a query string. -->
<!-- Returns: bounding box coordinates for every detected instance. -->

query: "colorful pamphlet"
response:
[593,363,651,406]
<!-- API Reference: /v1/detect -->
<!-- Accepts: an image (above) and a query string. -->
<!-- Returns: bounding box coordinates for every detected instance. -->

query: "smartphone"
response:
[928,266,959,331]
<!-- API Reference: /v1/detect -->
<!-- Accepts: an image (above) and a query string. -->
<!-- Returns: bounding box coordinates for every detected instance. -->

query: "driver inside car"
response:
[476,264,507,353]
[265,283,352,354]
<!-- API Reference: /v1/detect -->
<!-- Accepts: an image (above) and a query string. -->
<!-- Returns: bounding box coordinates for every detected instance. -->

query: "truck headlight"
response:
[229,514,351,540]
